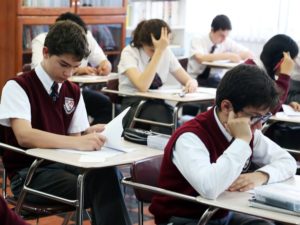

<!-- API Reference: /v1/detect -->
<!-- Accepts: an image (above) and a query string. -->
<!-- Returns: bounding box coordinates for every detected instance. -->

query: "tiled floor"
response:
[0,165,156,225]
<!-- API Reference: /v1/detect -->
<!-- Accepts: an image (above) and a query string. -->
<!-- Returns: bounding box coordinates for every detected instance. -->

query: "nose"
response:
[63,68,74,77]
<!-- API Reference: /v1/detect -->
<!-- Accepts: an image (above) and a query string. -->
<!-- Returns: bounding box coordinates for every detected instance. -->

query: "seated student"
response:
[287,40,300,110]
[31,12,113,124]
[149,64,297,225]
[245,34,299,113]
[187,14,253,88]
[0,21,131,225]
[0,195,28,225]
[118,19,198,134]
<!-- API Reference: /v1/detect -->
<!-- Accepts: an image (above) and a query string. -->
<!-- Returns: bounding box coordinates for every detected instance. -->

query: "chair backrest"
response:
[178,57,188,70]
[106,78,122,104]
[22,63,31,72]
[130,155,163,202]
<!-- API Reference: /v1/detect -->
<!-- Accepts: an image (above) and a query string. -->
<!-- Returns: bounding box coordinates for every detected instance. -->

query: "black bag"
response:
[265,122,300,149]
[123,128,153,145]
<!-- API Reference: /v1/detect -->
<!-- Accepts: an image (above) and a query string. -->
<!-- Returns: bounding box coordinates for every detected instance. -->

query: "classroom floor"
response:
[0,165,156,225]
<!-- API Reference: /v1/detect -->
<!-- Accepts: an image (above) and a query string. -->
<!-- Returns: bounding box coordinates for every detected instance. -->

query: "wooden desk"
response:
[24,140,162,225]
[195,176,300,224]
[102,87,216,132]
[68,73,118,84]
[201,61,240,69]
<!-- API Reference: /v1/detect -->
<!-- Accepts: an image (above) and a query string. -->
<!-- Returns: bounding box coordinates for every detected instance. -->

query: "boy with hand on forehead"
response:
[0,20,131,225]
[150,64,297,225]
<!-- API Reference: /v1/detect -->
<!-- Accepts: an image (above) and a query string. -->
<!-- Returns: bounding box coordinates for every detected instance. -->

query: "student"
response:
[0,195,28,225]
[187,14,253,88]
[287,41,300,109]
[118,19,198,134]
[31,12,113,124]
[245,34,298,113]
[149,64,297,225]
[0,21,131,225]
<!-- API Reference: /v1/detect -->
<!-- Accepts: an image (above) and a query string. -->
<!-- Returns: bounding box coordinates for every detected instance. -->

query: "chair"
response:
[179,57,188,70]
[0,142,75,225]
[106,78,122,118]
[122,155,219,225]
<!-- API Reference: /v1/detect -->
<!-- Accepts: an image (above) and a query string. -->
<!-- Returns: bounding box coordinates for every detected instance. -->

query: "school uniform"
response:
[31,32,112,124]
[188,34,249,87]
[118,45,182,134]
[0,64,131,225]
[150,107,296,225]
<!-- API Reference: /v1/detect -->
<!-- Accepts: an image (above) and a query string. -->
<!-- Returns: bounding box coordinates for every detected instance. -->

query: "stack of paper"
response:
[250,183,300,214]
[147,134,170,150]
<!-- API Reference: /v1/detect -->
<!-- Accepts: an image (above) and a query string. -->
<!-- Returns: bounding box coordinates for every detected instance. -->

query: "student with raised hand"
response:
[0,21,131,225]
[118,19,198,134]
[150,64,297,225]
[245,34,298,113]
[31,12,113,124]
[188,14,253,88]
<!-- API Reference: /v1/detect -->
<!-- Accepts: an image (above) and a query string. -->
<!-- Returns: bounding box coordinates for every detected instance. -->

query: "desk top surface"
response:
[201,61,241,69]
[196,176,300,224]
[68,73,118,84]
[26,140,162,168]
[271,113,300,123]
[102,87,216,103]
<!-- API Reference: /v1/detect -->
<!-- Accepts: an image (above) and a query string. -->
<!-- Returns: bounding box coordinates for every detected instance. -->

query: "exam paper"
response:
[282,104,300,116]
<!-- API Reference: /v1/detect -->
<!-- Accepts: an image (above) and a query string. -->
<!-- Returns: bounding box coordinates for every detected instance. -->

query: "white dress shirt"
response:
[118,45,182,93]
[31,31,107,69]
[187,34,249,79]
[172,107,297,200]
[0,64,90,134]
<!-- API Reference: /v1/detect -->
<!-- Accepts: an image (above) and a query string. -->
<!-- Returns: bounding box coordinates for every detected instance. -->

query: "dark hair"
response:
[44,20,90,61]
[260,34,298,80]
[211,14,232,31]
[130,19,171,48]
[56,12,87,34]
[216,64,279,112]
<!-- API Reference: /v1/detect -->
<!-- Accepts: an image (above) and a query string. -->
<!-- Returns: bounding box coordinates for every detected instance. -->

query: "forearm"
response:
[131,49,164,92]
[15,128,81,150]
[194,52,233,63]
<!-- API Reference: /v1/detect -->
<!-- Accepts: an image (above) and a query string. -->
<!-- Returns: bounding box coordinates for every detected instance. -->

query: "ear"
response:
[42,47,49,58]
[220,99,232,114]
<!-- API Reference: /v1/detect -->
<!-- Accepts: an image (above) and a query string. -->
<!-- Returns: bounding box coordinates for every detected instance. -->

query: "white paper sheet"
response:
[282,104,300,116]
[100,107,131,151]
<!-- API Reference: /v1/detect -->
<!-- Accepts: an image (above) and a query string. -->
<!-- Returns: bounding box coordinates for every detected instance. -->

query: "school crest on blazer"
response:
[64,97,75,114]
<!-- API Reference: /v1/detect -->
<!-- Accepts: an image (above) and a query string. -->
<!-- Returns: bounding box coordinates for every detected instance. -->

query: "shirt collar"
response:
[213,106,233,142]
[139,48,151,64]
[35,63,62,95]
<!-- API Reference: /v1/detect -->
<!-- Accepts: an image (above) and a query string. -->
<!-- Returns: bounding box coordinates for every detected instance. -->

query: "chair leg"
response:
[61,211,73,225]
[196,206,219,225]
[35,217,39,225]
[138,201,144,225]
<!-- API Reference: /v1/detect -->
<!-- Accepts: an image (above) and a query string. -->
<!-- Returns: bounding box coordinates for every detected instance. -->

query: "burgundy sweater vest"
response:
[1,70,80,179]
[149,108,254,224]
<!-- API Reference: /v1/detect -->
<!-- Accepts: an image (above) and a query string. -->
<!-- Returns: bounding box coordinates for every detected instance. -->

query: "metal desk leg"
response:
[197,206,219,225]
[76,172,87,225]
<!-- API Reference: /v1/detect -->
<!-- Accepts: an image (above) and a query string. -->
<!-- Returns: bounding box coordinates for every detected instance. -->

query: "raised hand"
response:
[151,27,170,53]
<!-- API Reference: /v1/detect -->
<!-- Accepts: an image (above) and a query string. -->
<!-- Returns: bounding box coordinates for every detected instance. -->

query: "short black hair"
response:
[211,15,232,31]
[56,12,87,34]
[44,20,90,61]
[216,64,279,112]
[131,19,171,48]
[260,34,298,80]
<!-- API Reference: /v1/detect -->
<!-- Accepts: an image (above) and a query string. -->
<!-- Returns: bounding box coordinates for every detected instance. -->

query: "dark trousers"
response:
[287,79,300,103]
[121,97,173,135]
[159,212,275,225]
[82,87,113,124]
[10,163,131,225]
